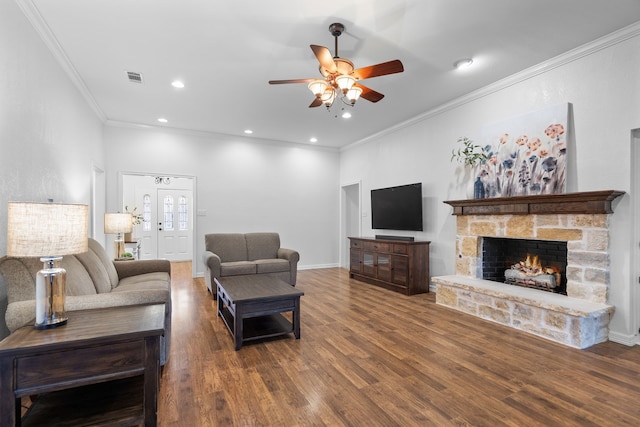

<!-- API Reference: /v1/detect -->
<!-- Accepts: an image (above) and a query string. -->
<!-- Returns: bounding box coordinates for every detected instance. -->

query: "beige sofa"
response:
[202,232,299,297]
[0,238,172,364]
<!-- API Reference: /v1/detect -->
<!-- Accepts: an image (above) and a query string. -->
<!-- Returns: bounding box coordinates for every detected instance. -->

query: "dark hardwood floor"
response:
[159,262,640,426]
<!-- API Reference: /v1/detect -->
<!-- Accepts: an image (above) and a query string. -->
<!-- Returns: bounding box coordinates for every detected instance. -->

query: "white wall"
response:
[340,28,640,343]
[103,126,340,275]
[0,0,105,256]
[0,0,105,338]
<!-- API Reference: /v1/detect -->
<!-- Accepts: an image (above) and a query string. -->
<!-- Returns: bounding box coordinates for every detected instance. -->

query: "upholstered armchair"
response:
[202,232,299,297]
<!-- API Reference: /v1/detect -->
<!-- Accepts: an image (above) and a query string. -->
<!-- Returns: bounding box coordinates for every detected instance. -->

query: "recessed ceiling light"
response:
[157,118,168,123]
[171,80,184,88]
[453,58,474,70]
[309,137,318,143]
[244,129,253,134]
[341,111,352,119]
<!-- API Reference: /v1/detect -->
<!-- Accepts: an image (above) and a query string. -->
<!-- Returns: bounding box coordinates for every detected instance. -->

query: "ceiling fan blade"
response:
[356,84,385,103]
[310,45,337,74]
[352,60,404,80]
[269,78,315,85]
[309,97,322,108]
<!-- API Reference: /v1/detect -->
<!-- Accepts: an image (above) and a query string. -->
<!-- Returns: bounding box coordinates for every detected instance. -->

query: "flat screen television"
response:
[371,183,423,231]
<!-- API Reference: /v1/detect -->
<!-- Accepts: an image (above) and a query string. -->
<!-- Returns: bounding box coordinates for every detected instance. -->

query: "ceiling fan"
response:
[268,23,404,109]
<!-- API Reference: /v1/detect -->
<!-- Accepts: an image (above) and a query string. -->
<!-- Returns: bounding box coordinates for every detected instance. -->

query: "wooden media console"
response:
[349,237,430,295]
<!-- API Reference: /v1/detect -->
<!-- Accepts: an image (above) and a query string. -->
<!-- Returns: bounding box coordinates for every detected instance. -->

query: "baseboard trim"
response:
[607,331,638,346]
[298,263,340,270]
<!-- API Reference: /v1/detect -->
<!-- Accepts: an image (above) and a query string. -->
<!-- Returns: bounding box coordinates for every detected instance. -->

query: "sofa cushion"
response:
[221,261,256,276]
[62,256,98,296]
[205,234,247,262]
[75,238,120,292]
[75,249,113,294]
[114,272,171,292]
[255,259,290,274]
[246,232,279,260]
[0,257,40,303]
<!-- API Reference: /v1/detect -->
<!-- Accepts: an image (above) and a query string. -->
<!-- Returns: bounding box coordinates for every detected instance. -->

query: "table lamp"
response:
[104,213,133,259]
[7,202,89,329]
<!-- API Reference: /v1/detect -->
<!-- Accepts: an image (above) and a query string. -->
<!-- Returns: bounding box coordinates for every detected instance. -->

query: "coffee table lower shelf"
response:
[219,307,296,344]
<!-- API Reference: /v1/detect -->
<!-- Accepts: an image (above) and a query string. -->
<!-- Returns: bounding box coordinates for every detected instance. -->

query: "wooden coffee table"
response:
[0,304,165,427]
[215,275,304,350]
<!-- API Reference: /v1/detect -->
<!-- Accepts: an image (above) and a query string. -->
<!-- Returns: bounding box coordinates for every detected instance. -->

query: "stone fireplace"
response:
[432,190,623,349]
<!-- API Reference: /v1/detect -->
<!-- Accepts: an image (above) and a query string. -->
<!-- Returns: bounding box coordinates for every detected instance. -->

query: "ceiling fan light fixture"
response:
[321,87,336,107]
[346,86,363,104]
[335,58,355,75]
[269,22,404,112]
[335,74,356,94]
[308,79,329,97]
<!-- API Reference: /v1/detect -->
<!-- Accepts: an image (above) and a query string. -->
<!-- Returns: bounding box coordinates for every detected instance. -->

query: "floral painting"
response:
[477,104,569,198]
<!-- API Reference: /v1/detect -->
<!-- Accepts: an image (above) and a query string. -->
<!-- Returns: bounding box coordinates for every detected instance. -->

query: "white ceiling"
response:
[19,0,640,149]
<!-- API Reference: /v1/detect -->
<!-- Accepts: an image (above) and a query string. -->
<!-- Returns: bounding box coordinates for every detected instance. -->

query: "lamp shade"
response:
[7,202,89,257]
[346,86,363,104]
[335,74,356,94]
[308,79,329,97]
[104,213,133,234]
[321,87,336,107]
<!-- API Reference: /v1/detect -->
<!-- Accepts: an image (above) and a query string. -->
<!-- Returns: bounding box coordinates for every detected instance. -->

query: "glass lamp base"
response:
[35,257,68,330]
[114,236,125,259]
[35,317,68,330]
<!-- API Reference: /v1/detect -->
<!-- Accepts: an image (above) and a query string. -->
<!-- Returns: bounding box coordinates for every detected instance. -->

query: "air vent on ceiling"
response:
[126,71,143,84]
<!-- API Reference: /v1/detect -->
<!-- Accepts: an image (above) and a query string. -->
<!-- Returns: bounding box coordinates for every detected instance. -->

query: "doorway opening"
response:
[341,182,361,268]
[120,173,196,274]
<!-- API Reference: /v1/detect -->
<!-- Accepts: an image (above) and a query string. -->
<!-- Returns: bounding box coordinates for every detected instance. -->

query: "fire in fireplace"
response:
[505,254,562,292]
[481,237,567,295]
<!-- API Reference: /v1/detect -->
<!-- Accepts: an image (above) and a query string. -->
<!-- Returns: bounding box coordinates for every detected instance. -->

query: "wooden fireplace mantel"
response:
[443,190,624,216]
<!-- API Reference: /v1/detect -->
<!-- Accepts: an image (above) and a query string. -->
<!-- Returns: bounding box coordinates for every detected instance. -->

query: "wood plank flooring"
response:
[159,262,640,426]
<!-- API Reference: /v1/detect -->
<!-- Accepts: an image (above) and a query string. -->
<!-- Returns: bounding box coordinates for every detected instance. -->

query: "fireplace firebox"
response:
[481,237,567,295]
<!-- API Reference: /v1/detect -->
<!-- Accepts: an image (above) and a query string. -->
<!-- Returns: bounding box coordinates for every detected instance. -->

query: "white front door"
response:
[122,174,195,263]
[157,189,193,261]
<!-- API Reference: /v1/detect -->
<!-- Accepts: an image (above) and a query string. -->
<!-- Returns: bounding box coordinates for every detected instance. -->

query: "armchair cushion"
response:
[255,259,290,274]
[246,232,280,260]
[220,261,256,276]
[205,233,247,262]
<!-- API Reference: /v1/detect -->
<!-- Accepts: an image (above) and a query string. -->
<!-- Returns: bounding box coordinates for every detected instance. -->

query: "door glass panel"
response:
[178,196,188,231]
[163,195,174,231]
[377,254,391,281]
[142,194,151,231]
[363,253,374,266]
[378,254,390,267]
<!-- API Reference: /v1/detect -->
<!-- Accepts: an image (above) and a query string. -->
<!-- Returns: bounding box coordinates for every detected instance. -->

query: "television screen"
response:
[371,183,423,231]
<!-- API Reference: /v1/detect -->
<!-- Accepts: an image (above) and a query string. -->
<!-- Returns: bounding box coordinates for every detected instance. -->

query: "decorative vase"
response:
[466,179,475,199]
[473,177,485,199]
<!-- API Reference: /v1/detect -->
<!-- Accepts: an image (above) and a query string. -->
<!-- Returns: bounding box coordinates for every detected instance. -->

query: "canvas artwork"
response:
[477,103,569,198]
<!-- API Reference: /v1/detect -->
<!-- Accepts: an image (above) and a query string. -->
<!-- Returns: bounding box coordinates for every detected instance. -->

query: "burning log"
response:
[505,254,561,291]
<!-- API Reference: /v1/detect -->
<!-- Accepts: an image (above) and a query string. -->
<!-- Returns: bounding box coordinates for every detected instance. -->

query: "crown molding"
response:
[16,0,106,122]
[343,20,640,152]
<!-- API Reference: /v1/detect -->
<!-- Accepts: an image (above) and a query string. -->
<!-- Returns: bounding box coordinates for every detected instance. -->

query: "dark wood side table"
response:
[0,304,165,427]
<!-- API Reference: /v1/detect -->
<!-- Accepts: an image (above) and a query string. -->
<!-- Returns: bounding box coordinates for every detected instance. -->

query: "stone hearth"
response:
[433,190,623,349]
